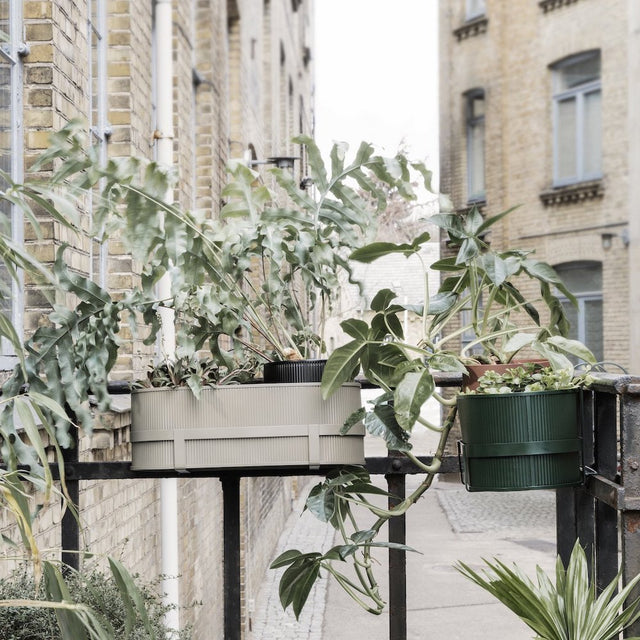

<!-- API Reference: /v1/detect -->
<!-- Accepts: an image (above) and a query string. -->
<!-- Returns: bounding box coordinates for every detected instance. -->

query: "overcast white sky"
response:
[313,0,439,184]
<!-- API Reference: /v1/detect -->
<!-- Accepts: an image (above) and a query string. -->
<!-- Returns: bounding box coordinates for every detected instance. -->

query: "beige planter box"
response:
[131,382,364,471]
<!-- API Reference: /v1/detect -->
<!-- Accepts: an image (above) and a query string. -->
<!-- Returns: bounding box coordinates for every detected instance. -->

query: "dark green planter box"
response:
[457,389,584,492]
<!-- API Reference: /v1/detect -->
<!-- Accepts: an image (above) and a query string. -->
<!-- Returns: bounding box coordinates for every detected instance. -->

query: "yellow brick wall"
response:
[10,1,316,637]
[439,0,631,371]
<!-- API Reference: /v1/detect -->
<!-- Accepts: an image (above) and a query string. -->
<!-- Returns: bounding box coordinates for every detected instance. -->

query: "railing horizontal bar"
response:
[587,373,640,395]
[586,474,624,510]
[110,372,465,396]
[13,456,461,481]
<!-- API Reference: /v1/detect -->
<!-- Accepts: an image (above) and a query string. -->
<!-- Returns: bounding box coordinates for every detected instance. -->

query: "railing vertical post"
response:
[620,383,640,638]
[221,474,242,640]
[61,441,80,572]
[557,390,595,569]
[387,454,407,640]
[593,390,619,592]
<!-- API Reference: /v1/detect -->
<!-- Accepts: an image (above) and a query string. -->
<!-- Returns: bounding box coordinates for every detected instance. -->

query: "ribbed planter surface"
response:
[131,382,364,471]
[457,389,583,491]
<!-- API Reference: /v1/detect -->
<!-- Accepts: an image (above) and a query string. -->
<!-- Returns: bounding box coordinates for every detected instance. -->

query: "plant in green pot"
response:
[273,204,596,616]
[457,362,591,491]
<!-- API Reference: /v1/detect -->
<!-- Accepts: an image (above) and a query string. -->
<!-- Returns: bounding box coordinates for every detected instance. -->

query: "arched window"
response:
[555,261,603,361]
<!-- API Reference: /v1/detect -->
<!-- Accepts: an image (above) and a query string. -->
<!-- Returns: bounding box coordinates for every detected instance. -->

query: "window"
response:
[552,51,602,186]
[555,262,603,362]
[0,0,23,364]
[465,89,485,203]
[88,0,109,287]
[466,0,486,19]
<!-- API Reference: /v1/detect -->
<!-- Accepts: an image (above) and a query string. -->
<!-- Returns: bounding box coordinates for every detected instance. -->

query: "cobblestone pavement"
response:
[436,485,556,534]
[249,480,335,640]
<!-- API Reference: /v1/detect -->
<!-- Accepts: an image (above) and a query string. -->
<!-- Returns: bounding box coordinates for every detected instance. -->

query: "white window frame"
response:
[0,0,24,367]
[552,51,602,187]
[465,88,485,203]
[466,0,486,20]
[88,0,110,288]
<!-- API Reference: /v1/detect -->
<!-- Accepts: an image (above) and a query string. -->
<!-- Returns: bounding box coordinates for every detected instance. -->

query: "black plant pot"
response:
[263,359,327,383]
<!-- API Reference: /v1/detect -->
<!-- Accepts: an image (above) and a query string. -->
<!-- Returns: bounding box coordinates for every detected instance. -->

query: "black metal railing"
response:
[43,372,640,639]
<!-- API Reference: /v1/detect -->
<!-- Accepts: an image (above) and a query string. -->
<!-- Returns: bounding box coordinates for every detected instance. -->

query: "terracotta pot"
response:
[462,360,549,391]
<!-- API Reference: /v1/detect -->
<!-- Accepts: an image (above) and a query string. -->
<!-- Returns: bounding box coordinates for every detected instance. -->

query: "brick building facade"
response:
[2,0,315,637]
[439,0,639,373]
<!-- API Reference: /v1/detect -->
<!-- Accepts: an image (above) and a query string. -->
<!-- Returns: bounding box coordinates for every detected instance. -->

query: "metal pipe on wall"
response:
[153,0,180,634]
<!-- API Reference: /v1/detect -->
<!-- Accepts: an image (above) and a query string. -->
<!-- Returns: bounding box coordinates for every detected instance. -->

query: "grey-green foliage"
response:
[0,562,193,640]
[273,204,598,619]
[456,540,640,640]
[0,121,433,466]
[465,362,588,394]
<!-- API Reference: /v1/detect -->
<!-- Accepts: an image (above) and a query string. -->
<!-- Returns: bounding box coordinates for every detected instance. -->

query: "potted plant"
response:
[457,363,590,491]
[272,204,596,616]
[456,540,640,640]
[1,122,434,472]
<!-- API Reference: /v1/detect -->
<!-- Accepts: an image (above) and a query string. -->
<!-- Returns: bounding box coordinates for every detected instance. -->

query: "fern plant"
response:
[456,541,640,640]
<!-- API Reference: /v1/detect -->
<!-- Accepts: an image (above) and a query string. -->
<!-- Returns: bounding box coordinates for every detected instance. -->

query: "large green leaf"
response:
[502,332,536,356]
[277,553,322,620]
[321,340,367,399]
[393,370,435,431]
[370,289,397,312]
[108,557,156,640]
[545,335,597,364]
[363,405,412,451]
[43,563,90,640]
[350,241,417,263]
[475,205,519,236]
[305,482,337,523]
[340,319,369,341]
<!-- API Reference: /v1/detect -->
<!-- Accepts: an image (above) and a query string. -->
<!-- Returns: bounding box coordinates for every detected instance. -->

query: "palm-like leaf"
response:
[457,540,640,640]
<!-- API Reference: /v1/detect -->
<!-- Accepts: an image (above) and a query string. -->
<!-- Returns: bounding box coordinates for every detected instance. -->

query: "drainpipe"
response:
[629,0,640,374]
[154,0,180,634]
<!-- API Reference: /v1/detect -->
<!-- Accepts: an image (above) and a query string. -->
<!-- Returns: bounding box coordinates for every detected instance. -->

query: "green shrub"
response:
[0,564,193,640]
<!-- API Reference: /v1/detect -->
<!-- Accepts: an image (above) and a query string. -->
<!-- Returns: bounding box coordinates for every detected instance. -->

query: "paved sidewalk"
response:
[251,473,557,640]
[249,477,335,640]
[250,398,558,640]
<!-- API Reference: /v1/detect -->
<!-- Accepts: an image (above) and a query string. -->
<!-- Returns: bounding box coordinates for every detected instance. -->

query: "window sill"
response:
[457,200,486,214]
[453,16,488,42]
[539,180,604,206]
[539,0,581,14]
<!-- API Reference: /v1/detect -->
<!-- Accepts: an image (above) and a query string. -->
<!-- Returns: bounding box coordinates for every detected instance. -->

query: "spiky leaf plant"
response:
[456,540,640,640]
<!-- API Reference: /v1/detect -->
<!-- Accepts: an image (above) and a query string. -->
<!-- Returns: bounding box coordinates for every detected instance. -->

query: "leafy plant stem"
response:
[370,406,456,525]
[431,391,458,407]
[419,253,430,340]
[324,566,384,614]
